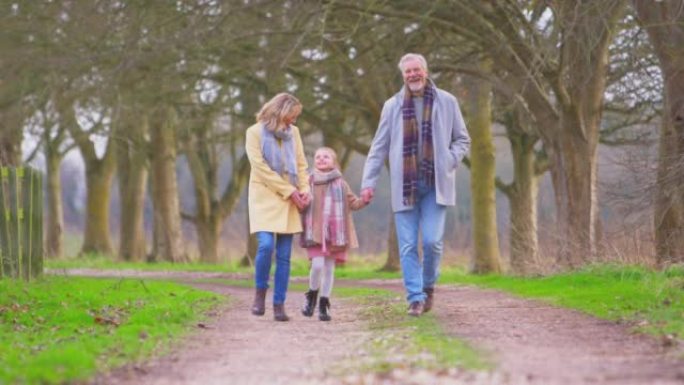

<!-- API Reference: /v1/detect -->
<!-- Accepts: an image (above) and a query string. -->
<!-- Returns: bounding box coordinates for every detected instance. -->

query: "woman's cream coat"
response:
[245,123,310,234]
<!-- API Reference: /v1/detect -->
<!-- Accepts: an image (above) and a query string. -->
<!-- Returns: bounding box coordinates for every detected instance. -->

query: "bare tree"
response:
[633,0,684,265]
[115,108,149,262]
[463,60,502,274]
[0,126,22,167]
[67,107,117,256]
[149,107,186,263]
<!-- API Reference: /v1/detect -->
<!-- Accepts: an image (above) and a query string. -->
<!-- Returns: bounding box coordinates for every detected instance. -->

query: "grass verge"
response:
[439,264,684,338]
[335,286,487,373]
[0,276,222,384]
[44,253,403,280]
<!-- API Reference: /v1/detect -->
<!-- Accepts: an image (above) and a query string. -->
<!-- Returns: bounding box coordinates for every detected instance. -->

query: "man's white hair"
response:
[398,53,428,72]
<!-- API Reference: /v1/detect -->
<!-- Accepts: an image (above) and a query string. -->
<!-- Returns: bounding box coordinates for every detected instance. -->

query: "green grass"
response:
[0,276,223,384]
[47,254,684,338]
[46,254,236,273]
[45,253,404,280]
[335,286,487,373]
[439,264,684,337]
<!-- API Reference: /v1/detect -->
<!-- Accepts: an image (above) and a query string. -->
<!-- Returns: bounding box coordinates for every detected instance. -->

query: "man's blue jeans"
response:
[394,182,447,303]
[254,232,293,305]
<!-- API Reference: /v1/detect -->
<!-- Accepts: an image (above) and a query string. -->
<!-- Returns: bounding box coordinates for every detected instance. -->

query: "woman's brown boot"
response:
[251,288,267,316]
[273,303,290,322]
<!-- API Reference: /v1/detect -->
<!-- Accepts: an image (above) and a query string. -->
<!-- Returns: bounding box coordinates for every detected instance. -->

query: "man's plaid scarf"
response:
[402,82,435,206]
[301,169,348,251]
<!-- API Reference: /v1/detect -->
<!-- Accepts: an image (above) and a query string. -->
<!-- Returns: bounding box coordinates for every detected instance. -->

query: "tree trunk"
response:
[240,235,258,267]
[0,126,22,167]
[149,108,185,262]
[380,214,400,272]
[541,0,626,268]
[117,120,149,262]
[634,0,684,265]
[183,130,251,263]
[81,163,115,255]
[240,228,258,267]
[196,218,221,264]
[653,124,684,264]
[66,106,117,256]
[506,132,539,275]
[551,113,600,267]
[45,147,64,258]
[464,63,502,274]
[184,129,220,264]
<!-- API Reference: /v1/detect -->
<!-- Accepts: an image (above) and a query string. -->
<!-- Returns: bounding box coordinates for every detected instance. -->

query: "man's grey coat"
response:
[361,83,471,212]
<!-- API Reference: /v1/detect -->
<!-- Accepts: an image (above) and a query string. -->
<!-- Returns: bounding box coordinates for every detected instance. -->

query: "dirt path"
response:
[431,285,684,385]
[93,282,369,385]
[59,270,684,385]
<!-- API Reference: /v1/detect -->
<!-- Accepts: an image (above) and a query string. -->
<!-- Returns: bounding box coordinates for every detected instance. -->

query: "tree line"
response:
[1,1,682,273]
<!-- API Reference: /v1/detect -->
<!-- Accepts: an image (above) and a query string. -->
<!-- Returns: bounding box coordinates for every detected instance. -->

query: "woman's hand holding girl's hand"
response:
[290,191,304,210]
[299,192,311,208]
[290,191,311,211]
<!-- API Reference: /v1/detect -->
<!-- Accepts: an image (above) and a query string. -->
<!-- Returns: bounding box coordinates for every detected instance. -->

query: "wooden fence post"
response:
[0,167,44,280]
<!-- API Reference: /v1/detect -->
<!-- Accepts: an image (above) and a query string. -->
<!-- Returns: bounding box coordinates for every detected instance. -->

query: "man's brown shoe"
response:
[407,301,424,317]
[423,287,434,313]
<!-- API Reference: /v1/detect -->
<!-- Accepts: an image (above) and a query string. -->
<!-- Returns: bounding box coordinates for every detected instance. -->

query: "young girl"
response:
[300,147,366,321]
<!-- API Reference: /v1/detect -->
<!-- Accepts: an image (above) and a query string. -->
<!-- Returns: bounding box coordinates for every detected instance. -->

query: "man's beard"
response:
[407,79,425,92]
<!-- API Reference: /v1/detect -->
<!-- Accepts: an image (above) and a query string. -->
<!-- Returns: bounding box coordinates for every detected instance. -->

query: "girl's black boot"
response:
[301,289,318,317]
[319,297,331,321]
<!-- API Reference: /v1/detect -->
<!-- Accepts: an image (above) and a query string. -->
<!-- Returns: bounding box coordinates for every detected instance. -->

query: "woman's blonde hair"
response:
[315,146,340,169]
[256,93,302,131]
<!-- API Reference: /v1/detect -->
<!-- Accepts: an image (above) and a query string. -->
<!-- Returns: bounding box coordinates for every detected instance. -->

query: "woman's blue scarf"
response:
[261,124,298,186]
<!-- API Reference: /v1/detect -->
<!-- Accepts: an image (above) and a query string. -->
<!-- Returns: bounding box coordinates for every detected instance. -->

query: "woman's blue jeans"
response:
[254,232,293,305]
[394,182,447,303]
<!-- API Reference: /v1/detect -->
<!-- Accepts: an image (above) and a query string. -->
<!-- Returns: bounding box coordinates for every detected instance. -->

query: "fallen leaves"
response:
[93,315,120,327]
[89,306,128,327]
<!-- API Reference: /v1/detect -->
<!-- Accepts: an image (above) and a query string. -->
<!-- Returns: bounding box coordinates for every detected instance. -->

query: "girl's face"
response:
[314,149,336,172]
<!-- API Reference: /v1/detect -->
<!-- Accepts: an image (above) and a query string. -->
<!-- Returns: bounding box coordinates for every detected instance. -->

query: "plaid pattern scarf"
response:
[261,124,297,186]
[402,82,435,206]
[301,169,348,251]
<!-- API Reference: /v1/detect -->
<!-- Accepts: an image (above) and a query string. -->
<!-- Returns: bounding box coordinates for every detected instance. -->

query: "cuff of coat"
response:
[281,186,297,200]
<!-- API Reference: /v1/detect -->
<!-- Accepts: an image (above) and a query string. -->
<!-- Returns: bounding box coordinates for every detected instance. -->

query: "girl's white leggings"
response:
[308,256,335,297]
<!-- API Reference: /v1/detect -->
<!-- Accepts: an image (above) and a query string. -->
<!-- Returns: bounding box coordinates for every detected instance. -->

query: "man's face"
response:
[402,58,428,93]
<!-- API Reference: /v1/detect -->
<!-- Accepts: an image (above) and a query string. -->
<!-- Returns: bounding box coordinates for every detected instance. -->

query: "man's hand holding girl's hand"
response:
[361,187,374,204]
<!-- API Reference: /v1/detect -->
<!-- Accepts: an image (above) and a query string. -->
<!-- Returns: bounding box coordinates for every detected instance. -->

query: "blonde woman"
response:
[246,93,310,322]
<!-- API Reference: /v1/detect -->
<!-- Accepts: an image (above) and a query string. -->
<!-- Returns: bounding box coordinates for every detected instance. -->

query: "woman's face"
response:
[282,106,301,126]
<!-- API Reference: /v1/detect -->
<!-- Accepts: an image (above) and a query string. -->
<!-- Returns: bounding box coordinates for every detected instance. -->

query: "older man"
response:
[361,53,471,316]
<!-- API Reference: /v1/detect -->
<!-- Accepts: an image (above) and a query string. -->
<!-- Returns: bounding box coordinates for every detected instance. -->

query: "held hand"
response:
[299,192,311,208]
[290,191,305,211]
[361,187,375,204]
